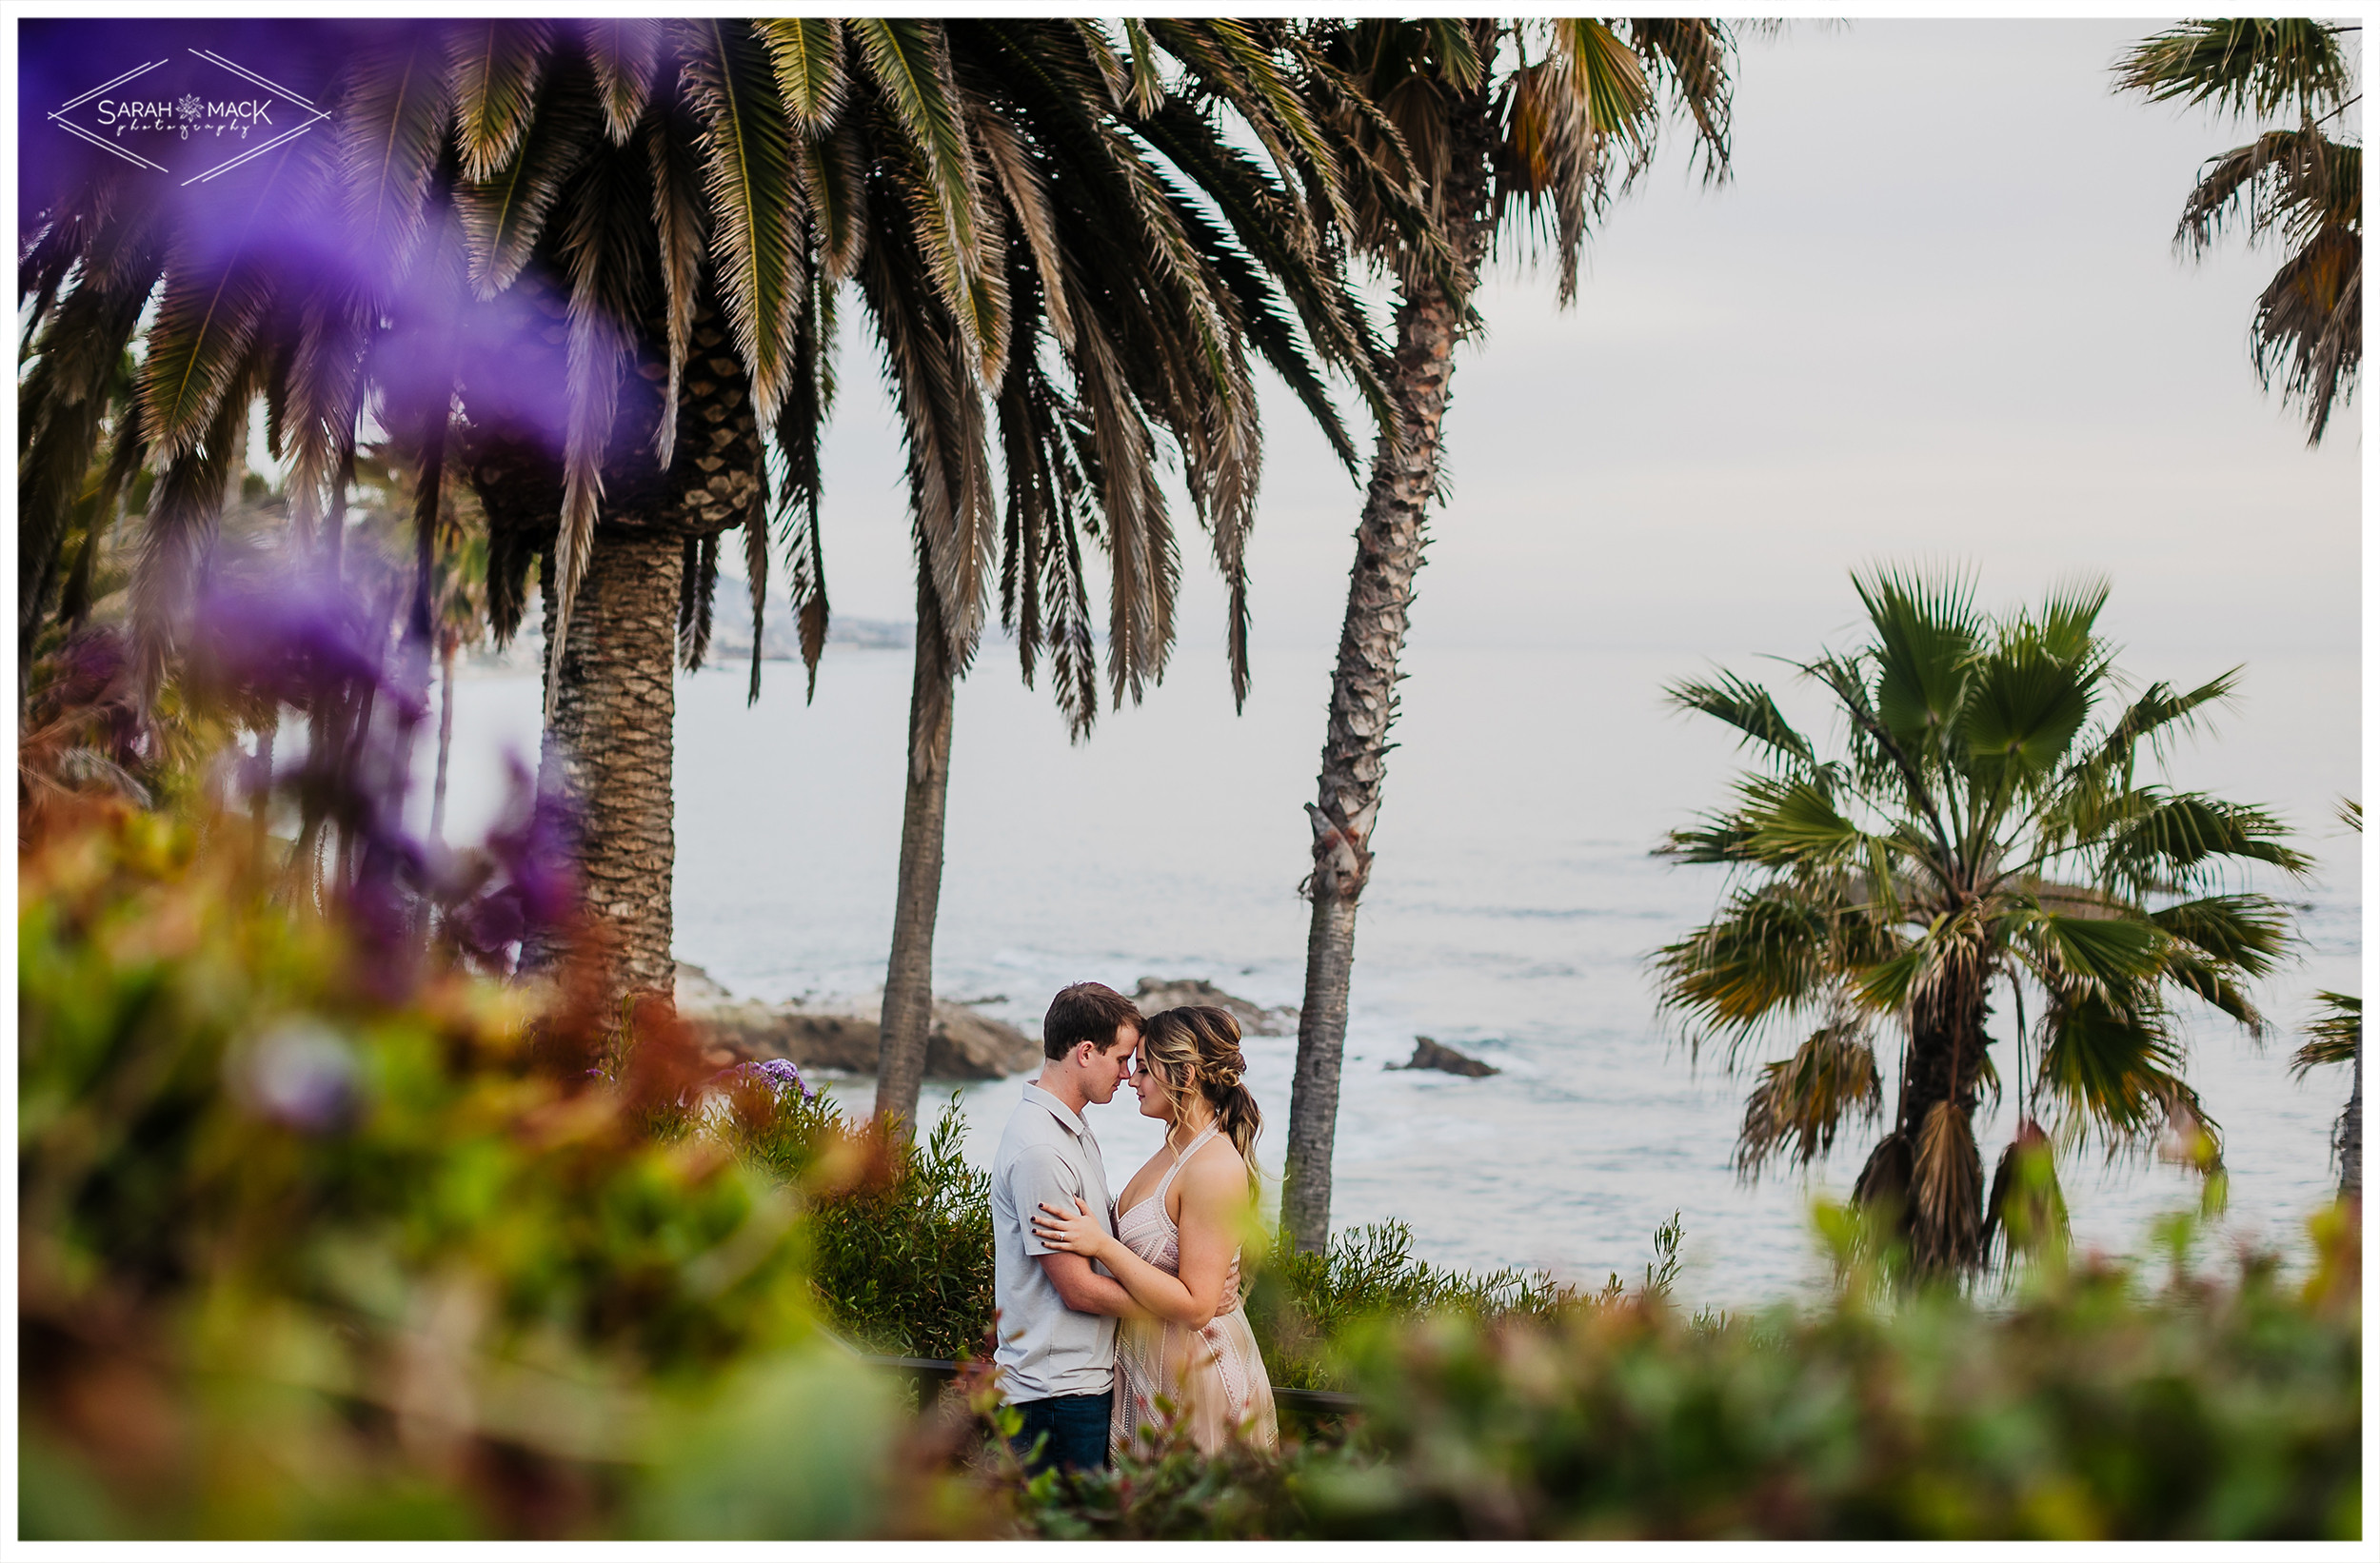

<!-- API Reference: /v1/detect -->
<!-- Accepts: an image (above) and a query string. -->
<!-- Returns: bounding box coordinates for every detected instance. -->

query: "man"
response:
[989,981,1145,1475]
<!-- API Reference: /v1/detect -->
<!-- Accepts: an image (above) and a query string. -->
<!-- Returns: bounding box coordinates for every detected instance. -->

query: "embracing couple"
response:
[989,981,1278,1474]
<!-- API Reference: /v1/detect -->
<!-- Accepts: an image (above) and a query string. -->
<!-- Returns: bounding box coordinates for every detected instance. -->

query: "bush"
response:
[712,1087,997,1363]
[1016,1205,2362,1540]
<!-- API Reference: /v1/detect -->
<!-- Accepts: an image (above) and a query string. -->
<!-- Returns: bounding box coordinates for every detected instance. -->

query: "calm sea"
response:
[425,640,2360,1310]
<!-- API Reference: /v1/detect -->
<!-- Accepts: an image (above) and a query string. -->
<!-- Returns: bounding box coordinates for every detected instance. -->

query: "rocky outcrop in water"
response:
[675,963,1041,1079]
[1389,1037,1498,1078]
[1132,977,1299,1037]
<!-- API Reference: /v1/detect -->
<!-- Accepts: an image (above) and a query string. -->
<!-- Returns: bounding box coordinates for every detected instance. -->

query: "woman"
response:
[1032,1004,1279,1454]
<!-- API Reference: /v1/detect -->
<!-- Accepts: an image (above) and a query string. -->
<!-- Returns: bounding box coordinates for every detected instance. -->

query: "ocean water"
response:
[426,640,2360,1311]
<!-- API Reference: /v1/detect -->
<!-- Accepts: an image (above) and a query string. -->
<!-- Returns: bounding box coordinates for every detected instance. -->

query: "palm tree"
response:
[1275,19,1738,1252]
[860,20,1400,1133]
[1654,569,2307,1275]
[2114,18,2361,444]
[2290,800,2360,1204]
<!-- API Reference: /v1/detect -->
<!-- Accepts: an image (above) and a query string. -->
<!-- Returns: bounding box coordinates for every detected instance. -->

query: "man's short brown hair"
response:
[1043,982,1142,1060]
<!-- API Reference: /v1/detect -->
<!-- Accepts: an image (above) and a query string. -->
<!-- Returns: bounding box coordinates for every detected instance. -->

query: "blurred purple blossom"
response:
[231,1019,361,1133]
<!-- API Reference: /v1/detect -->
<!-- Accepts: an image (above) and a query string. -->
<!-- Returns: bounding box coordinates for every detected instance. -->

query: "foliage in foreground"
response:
[16,608,918,1539]
[1017,1205,2362,1541]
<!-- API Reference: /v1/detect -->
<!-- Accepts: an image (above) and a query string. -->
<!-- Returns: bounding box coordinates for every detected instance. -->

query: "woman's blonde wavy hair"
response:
[1139,1005,1260,1190]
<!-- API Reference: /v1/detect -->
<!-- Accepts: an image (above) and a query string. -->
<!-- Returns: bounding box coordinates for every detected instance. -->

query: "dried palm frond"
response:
[1735,1016,1883,1180]
[1910,1098,1983,1273]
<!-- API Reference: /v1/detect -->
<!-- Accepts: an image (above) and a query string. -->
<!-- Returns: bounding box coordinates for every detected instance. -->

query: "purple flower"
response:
[704,1058,816,1101]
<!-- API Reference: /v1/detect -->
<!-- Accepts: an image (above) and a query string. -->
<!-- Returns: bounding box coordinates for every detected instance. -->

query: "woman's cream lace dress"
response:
[1109,1123,1279,1454]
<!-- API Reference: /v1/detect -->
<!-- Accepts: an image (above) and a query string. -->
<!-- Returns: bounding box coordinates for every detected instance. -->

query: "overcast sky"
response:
[806,19,2360,674]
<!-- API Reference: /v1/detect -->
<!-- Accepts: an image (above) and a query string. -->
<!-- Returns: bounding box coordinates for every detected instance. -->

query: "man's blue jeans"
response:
[1010,1391,1112,1475]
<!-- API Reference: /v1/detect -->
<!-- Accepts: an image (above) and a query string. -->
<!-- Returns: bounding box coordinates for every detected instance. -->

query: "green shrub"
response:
[1018,1204,2362,1540]
[714,1087,997,1363]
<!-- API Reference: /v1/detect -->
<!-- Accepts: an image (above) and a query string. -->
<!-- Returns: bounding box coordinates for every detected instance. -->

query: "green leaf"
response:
[2151,894,2291,978]
[2035,912,2166,986]
[2291,992,2360,1077]
[1670,671,1816,767]
[1854,565,1980,747]
[2105,791,2311,888]
[1960,639,2092,785]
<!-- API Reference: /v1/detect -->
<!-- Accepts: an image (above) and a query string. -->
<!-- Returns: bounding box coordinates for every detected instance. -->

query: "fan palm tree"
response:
[859,19,1401,1132]
[1654,568,2307,1275]
[2114,18,2361,444]
[1274,18,1739,1252]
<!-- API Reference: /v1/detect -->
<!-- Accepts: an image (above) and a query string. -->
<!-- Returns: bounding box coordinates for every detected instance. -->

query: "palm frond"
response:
[677,531,717,670]
[544,137,649,723]
[2033,987,2194,1147]
[2292,992,2361,1077]
[137,240,275,463]
[854,19,996,381]
[1654,885,1845,1051]
[1626,18,1735,184]
[456,54,599,299]
[134,377,249,697]
[2251,220,2360,445]
[447,19,553,183]
[2151,893,2291,977]
[1982,1118,2068,1266]
[1853,564,1981,748]
[682,18,804,425]
[1735,1017,1881,1179]
[2102,790,2311,890]
[1958,637,2094,789]
[644,87,709,467]
[335,29,455,282]
[583,17,660,144]
[1910,1098,1983,1271]
[758,18,847,132]
[1669,670,1817,767]
[2113,19,2352,123]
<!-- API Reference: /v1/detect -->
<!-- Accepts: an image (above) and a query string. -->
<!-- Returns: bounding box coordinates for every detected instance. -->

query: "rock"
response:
[675,960,735,1006]
[1132,977,1299,1037]
[1388,1037,1498,1078]
[675,973,1041,1080]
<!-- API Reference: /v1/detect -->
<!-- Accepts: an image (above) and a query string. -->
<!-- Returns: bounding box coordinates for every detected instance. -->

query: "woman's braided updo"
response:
[1139,1005,1260,1184]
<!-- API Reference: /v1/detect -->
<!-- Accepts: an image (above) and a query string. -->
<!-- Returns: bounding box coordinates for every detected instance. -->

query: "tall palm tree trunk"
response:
[1282,104,1491,1255]
[877,584,957,1135]
[2340,1041,2362,1204]
[429,636,456,847]
[538,528,682,1010]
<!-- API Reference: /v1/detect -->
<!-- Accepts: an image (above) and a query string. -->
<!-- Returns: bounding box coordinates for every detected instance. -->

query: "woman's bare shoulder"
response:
[1179,1135,1253,1200]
